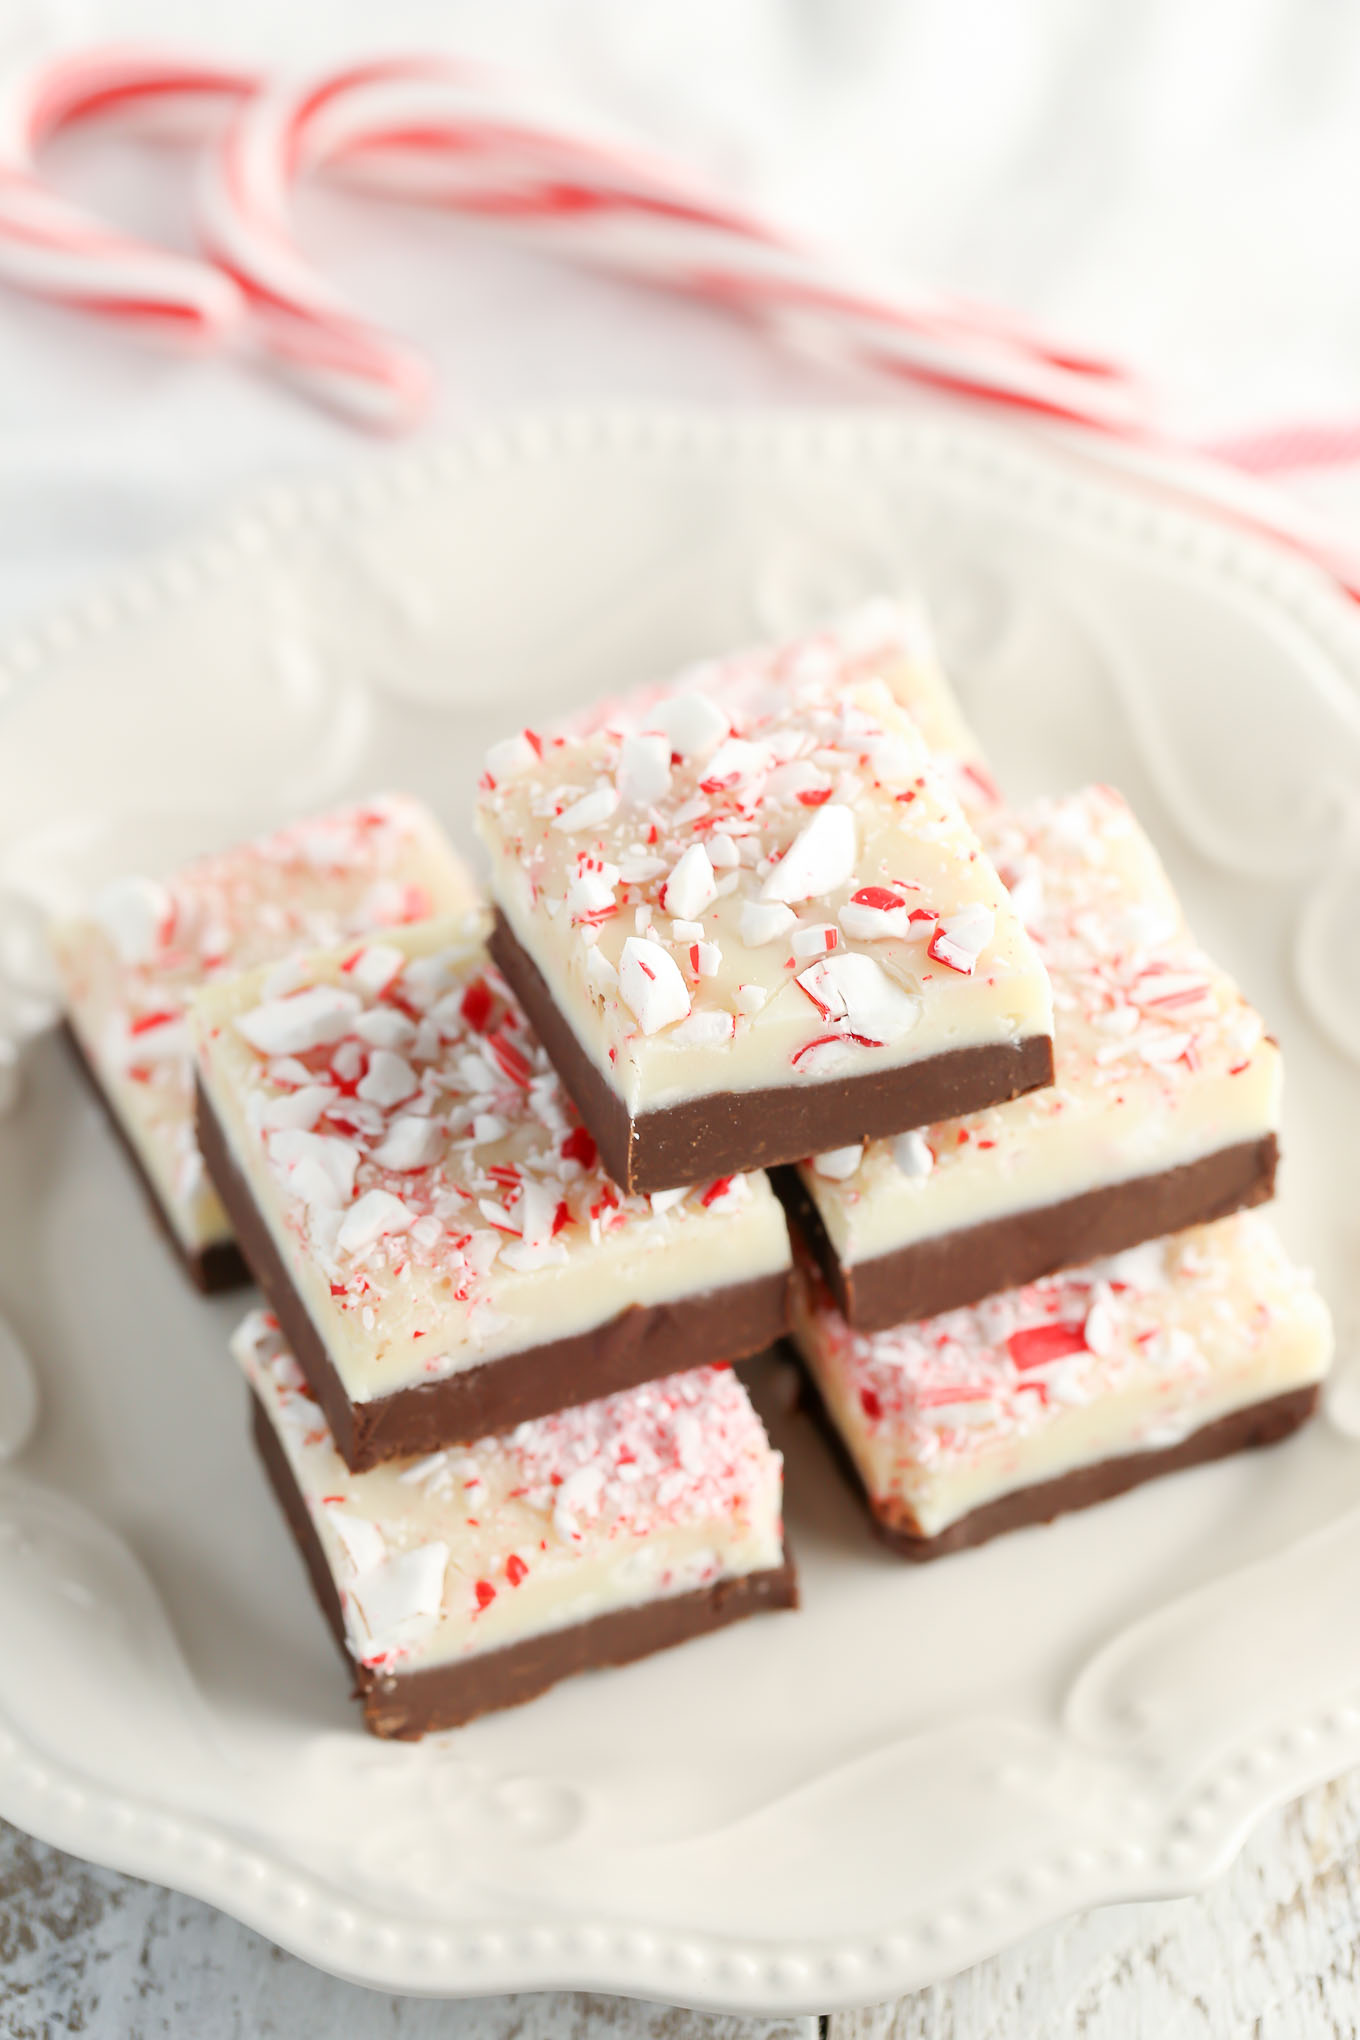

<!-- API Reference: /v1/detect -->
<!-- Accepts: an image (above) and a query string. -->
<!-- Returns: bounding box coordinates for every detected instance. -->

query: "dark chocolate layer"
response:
[794,1350,1319,1561]
[63,1021,248,1294]
[776,1133,1279,1330]
[489,909,1055,1196]
[198,1078,790,1471]
[251,1391,798,1738]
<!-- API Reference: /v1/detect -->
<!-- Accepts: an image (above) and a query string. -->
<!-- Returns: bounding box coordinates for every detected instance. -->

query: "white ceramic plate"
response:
[1,409,1359,2018]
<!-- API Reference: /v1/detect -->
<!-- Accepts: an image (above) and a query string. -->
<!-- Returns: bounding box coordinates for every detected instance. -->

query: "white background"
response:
[4,4,1360,2034]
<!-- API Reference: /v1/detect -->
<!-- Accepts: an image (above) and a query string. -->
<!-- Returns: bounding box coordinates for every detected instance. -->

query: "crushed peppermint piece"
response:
[662,843,718,922]
[760,805,857,905]
[618,936,691,1034]
[812,1145,862,1181]
[928,904,995,975]
[238,984,363,1055]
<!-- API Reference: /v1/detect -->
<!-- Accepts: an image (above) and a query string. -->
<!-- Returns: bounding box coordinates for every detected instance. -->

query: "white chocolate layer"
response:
[194,920,792,1405]
[52,797,476,1255]
[235,1312,786,1676]
[791,1212,1331,1539]
[476,622,1052,1122]
[799,786,1281,1267]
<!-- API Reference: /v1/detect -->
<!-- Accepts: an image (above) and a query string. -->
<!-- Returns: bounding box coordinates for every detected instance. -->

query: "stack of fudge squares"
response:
[54,606,1332,1739]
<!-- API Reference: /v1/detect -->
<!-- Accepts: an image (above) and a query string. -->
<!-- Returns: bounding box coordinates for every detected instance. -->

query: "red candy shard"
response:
[850,885,900,910]
[474,1579,497,1610]
[505,1554,528,1587]
[460,978,493,1033]
[1006,1322,1089,1370]
[559,1125,596,1168]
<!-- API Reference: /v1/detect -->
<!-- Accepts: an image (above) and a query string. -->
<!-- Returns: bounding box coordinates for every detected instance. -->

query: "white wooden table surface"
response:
[8,1770,1360,2036]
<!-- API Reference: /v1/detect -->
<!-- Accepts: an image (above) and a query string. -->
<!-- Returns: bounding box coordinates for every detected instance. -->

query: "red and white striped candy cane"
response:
[197,53,1360,594]
[197,53,1147,435]
[0,46,256,344]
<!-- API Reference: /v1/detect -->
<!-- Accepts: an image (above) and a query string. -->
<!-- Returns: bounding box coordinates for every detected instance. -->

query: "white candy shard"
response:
[891,1128,935,1178]
[347,944,405,997]
[324,1507,387,1574]
[739,899,796,947]
[552,785,620,834]
[791,923,839,960]
[372,1115,444,1171]
[617,732,673,806]
[259,1084,336,1132]
[667,1010,735,1047]
[238,985,362,1056]
[268,1128,360,1208]
[618,937,691,1035]
[485,731,540,781]
[839,890,910,941]
[93,875,172,965]
[336,1188,415,1255]
[356,1049,419,1108]
[653,690,727,760]
[812,1145,862,1181]
[796,952,922,1043]
[760,805,857,905]
[662,844,718,922]
[928,904,995,975]
[350,1542,449,1662]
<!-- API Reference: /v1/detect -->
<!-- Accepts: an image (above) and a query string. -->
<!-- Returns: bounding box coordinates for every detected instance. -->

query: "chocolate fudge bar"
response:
[193,918,792,1469]
[784,785,1280,1326]
[476,624,1055,1194]
[236,1310,797,1736]
[789,1211,1332,1558]
[51,795,476,1289]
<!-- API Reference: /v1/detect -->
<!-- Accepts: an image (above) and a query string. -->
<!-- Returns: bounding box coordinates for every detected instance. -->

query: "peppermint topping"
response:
[812,1145,863,1181]
[239,1312,784,1671]
[475,628,1037,1088]
[801,1212,1321,1494]
[891,1129,934,1177]
[617,733,672,806]
[928,904,995,975]
[662,844,718,922]
[552,785,620,833]
[210,938,772,1353]
[795,953,921,1043]
[760,805,857,905]
[238,985,363,1055]
[802,787,1276,1248]
[349,1542,449,1663]
[618,936,691,1034]
[93,875,174,966]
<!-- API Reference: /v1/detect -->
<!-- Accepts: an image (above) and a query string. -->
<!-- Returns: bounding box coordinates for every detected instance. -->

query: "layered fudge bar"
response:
[783,786,1281,1327]
[193,917,792,1469]
[790,1210,1332,1559]
[476,636,1054,1194]
[236,1310,797,1736]
[51,796,475,1290]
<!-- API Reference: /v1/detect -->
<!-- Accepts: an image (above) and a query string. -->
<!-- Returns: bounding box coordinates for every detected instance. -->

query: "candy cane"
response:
[197,54,1360,595]
[197,53,1148,434]
[4,48,1360,604]
[0,47,256,344]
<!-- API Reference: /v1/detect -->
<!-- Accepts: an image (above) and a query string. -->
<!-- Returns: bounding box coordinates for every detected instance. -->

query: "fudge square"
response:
[192,916,792,1471]
[783,785,1281,1328]
[50,795,475,1291]
[790,1210,1332,1561]
[236,1310,797,1737]
[476,637,1055,1196]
